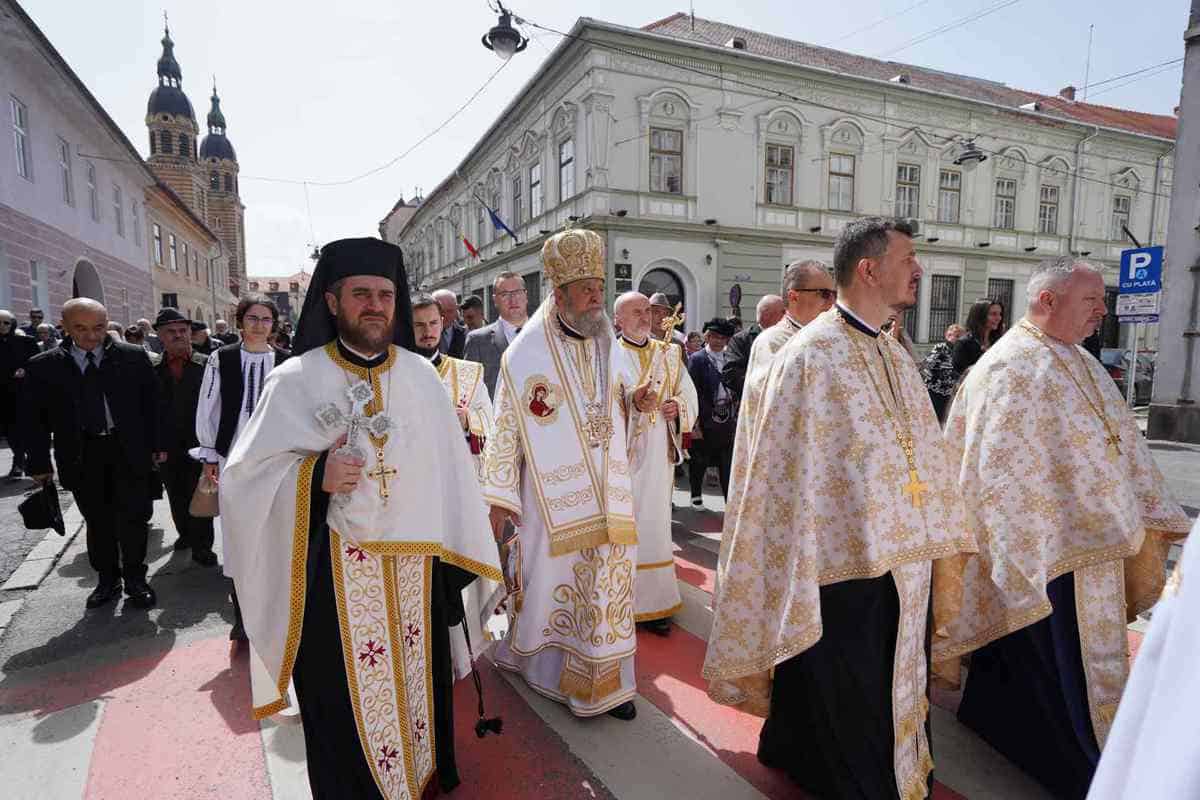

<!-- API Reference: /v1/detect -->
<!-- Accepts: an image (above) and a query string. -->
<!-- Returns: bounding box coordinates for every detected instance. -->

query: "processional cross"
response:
[315,380,397,504]
[646,303,686,426]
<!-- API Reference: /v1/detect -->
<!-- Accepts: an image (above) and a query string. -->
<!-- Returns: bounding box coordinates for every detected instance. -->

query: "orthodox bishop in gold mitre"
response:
[482,226,654,721]
[933,257,1189,800]
[704,218,969,799]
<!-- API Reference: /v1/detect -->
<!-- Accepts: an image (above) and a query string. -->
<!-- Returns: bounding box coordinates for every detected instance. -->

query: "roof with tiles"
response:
[641,12,1176,140]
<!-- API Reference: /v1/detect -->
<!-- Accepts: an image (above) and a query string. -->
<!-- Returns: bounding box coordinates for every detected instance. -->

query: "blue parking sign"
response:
[1119,246,1163,294]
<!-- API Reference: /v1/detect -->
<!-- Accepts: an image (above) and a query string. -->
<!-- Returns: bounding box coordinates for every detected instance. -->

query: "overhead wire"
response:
[826,0,936,45]
[876,0,1024,57]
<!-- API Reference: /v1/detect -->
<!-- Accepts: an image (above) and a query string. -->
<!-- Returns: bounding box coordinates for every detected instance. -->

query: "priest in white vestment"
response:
[933,257,1190,800]
[220,238,502,800]
[483,227,656,721]
[412,292,504,681]
[715,260,834,593]
[1088,518,1200,800]
[704,218,970,799]
[613,291,697,635]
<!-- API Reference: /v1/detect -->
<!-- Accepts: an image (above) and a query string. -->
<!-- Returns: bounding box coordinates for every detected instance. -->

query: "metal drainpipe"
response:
[1069,126,1100,255]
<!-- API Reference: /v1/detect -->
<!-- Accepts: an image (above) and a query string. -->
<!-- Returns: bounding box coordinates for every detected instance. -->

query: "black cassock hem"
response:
[958,572,1100,800]
[292,463,476,799]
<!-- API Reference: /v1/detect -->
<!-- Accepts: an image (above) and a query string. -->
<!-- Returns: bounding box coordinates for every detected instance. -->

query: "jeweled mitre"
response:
[541,228,605,288]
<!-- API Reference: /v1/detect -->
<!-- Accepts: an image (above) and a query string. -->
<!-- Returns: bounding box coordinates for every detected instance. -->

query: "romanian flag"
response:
[461,235,480,259]
[476,193,520,244]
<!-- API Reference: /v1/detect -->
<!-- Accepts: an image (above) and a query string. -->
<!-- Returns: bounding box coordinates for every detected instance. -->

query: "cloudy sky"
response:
[20,0,1189,278]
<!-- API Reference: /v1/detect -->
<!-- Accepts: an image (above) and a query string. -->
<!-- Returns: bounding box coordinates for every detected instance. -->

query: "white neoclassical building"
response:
[391,13,1176,350]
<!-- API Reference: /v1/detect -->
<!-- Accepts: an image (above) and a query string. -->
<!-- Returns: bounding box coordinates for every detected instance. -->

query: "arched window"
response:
[638,268,685,311]
[178,136,189,158]
[224,174,233,192]
[162,130,173,155]
[210,171,220,190]
[149,131,157,155]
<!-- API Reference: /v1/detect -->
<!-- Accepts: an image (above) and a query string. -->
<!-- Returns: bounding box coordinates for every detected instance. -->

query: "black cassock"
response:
[291,453,478,799]
[756,572,934,800]
[957,573,1100,800]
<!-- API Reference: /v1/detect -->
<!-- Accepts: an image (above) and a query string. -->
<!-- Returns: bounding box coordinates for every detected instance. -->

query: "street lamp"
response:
[481,3,527,61]
[953,139,988,172]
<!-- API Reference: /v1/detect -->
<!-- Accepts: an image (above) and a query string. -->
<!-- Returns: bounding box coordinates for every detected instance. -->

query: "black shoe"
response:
[5,467,24,481]
[86,580,123,609]
[639,618,672,637]
[173,537,191,551]
[125,580,157,609]
[192,549,218,568]
[606,701,637,721]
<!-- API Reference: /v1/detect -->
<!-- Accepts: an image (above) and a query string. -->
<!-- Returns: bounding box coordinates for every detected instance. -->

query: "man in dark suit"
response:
[687,318,737,507]
[190,321,219,355]
[721,294,785,401]
[22,298,163,609]
[153,309,216,566]
[432,289,467,358]
[464,271,529,397]
[0,310,37,479]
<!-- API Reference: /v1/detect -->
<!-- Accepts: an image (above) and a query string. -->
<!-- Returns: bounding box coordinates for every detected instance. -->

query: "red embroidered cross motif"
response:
[404,623,421,648]
[358,639,385,667]
[377,744,399,773]
[345,545,367,562]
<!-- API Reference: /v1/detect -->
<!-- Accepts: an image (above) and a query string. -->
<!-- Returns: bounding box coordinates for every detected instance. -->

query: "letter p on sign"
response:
[1128,251,1152,280]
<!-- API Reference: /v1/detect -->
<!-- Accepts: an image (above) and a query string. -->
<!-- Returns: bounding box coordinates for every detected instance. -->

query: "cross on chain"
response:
[1105,433,1122,462]
[367,451,399,501]
[902,469,930,509]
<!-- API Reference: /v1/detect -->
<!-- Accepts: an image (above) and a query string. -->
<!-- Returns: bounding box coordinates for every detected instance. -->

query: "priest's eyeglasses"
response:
[797,288,836,301]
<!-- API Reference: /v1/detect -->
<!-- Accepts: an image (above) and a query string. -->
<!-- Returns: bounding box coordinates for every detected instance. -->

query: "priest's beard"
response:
[562,308,611,339]
[336,312,395,355]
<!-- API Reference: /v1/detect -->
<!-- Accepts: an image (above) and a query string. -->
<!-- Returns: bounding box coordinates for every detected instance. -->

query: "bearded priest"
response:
[715,260,834,593]
[219,238,503,800]
[933,257,1190,800]
[483,227,656,721]
[613,290,697,635]
[703,217,969,799]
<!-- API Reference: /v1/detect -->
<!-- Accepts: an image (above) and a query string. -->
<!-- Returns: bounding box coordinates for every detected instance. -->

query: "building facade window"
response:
[169,232,178,271]
[11,96,31,180]
[1038,185,1059,234]
[937,170,961,223]
[559,138,575,200]
[197,252,203,285]
[649,128,683,194]
[894,163,921,219]
[210,170,219,191]
[927,274,961,344]
[529,163,543,219]
[224,173,233,192]
[765,143,794,205]
[86,162,99,221]
[161,292,178,309]
[149,130,157,155]
[29,260,47,309]
[58,138,73,205]
[511,175,523,225]
[182,242,190,277]
[1111,195,1131,240]
[162,130,173,154]
[113,184,124,237]
[132,201,141,245]
[152,223,163,265]
[993,178,1017,229]
[828,154,855,212]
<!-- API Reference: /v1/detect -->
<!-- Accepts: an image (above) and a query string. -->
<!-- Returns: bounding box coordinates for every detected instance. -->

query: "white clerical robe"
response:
[1088,519,1200,799]
[433,353,504,680]
[933,319,1190,746]
[619,335,697,621]
[483,299,642,716]
[716,314,804,593]
[220,342,502,800]
[703,307,969,799]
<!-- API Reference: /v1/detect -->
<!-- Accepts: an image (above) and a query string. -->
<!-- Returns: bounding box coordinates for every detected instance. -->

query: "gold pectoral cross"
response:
[367,449,398,502]
[902,469,929,509]
[1105,434,1122,463]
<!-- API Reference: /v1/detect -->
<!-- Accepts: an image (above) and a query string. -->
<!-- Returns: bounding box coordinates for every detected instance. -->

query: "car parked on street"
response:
[1100,349,1154,405]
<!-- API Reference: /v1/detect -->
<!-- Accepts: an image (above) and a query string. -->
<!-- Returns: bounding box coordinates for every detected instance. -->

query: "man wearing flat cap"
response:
[482,227,657,721]
[219,237,501,798]
[687,317,737,506]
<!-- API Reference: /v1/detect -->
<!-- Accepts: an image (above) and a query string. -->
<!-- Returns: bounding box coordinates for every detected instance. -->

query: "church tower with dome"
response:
[144,20,247,293]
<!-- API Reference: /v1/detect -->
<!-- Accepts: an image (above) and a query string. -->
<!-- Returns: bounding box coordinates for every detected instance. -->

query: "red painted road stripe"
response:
[665,550,966,800]
[83,638,270,800]
[453,663,615,799]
